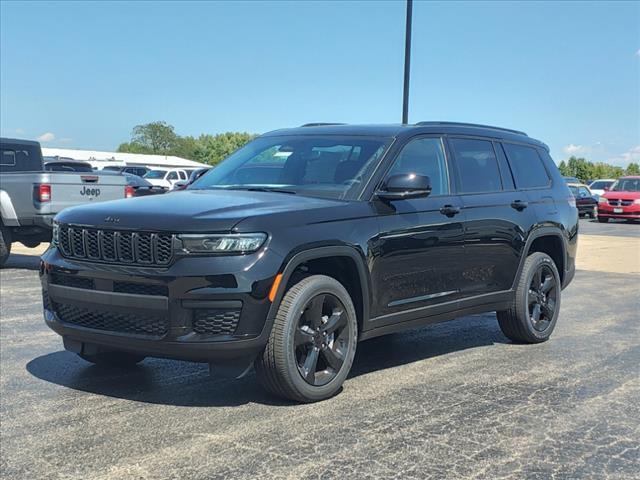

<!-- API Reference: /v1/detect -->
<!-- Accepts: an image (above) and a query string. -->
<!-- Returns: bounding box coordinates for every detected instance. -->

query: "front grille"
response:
[113,281,168,297]
[42,290,50,310]
[607,198,634,206]
[57,225,174,266]
[50,272,94,290]
[53,302,168,338]
[193,309,241,335]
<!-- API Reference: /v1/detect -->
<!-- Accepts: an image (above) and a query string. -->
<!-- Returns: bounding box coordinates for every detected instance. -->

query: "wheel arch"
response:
[266,246,371,338]
[515,227,567,287]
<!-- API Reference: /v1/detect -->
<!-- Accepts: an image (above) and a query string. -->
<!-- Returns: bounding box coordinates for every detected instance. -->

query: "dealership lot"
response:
[1,219,638,479]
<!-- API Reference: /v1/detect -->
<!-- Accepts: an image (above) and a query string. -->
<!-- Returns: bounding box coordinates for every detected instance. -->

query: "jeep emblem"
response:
[104,216,120,223]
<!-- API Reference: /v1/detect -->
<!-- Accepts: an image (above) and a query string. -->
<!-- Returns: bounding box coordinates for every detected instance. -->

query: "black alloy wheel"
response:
[294,293,350,386]
[526,264,558,333]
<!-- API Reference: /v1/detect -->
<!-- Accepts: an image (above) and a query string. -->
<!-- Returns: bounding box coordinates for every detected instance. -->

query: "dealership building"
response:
[41,147,207,170]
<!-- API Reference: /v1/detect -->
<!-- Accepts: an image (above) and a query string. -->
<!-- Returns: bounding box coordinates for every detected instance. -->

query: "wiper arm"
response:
[234,186,297,195]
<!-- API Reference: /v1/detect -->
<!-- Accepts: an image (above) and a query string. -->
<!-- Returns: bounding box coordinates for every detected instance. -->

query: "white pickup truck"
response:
[0,138,130,266]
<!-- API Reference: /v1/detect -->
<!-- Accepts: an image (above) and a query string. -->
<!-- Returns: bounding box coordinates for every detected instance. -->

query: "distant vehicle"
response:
[567,183,597,218]
[102,165,151,178]
[562,176,580,183]
[172,167,212,190]
[588,179,616,197]
[44,158,94,173]
[143,168,190,189]
[0,138,129,266]
[597,176,640,223]
[97,170,166,197]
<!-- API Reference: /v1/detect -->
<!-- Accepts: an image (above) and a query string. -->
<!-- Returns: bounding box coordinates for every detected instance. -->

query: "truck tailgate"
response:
[49,174,127,212]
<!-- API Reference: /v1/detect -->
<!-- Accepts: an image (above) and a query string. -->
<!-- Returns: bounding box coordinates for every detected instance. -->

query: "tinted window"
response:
[386,137,449,195]
[1,150,16,166]
[450,138,502,193]
[590,180,614,190]
[167,171,179,180]
[578,187,590,197]
[0,144,42,172]
[503,143,550,189]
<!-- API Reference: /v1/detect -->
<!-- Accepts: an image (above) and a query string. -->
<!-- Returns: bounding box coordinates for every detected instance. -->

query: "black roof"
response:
[262,122,548,150]
[0,137,41,147]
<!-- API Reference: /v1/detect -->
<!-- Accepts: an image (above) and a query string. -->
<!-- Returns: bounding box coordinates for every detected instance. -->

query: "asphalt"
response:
[1,219,639,479]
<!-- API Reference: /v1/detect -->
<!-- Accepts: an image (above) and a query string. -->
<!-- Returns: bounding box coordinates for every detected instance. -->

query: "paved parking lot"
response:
[1,219,639,479]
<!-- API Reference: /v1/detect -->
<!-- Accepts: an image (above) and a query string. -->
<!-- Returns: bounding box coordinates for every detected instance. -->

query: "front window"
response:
[590,180,614,190]
[144,170,168,179]
[610,178,640,192]
[192,135,392,199]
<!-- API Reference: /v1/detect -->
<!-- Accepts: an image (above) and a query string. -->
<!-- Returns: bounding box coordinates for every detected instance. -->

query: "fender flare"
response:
[0,190,20,226]
[265,245,371,333]
[512,226,567,289]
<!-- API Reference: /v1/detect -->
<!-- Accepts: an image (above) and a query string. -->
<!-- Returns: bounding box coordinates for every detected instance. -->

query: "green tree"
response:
[194,132,257,165]
[118,121,181,154]
[626,162,640,175]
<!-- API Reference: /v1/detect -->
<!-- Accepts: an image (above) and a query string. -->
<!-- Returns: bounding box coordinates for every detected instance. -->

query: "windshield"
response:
[568,186,579,196]
[191,135,392,200]
[590,180,614,190]
[144,170,167,179]
[610,178,640,192]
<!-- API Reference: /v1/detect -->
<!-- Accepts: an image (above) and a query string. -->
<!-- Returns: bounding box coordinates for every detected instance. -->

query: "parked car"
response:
[172,167,212,190]
[143,168,191,189]
[102,165,151,178]
[97,170,166,197]
[588,178,616,197]
[562,176,580,183]
[567,183,597,218]
[0,138,129,266]
[41,122,577,402]
[44,157,95,173]
[597,176,640,223]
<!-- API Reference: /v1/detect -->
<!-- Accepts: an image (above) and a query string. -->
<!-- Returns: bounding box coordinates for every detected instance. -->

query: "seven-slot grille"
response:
[57,225,174,266]
[606,198,634,207]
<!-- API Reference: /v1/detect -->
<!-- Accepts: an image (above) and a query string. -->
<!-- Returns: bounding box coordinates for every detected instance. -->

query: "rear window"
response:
[502,143,550,189]
[449,138,502,194]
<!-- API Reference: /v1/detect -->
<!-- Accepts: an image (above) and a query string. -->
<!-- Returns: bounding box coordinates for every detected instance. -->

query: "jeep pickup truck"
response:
[1,138,130,266]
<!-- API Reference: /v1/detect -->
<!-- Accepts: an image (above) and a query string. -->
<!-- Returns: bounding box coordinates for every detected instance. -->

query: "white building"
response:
[41,147,207,170]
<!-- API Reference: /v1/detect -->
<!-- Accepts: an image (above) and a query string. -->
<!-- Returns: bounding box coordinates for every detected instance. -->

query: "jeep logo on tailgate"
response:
[80,186,101,198]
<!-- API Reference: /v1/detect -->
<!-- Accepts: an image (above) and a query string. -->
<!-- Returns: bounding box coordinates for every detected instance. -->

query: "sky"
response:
[1,1,639,166]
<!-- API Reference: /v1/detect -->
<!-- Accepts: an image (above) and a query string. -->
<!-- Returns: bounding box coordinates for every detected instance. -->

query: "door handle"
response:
[511,200,529,211]
[440,205,461,217]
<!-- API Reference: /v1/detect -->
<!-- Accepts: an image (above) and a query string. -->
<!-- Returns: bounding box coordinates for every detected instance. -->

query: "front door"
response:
[369,136,466,323]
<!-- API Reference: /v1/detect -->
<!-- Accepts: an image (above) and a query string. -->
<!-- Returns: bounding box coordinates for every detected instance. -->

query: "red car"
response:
[597,176,640,223]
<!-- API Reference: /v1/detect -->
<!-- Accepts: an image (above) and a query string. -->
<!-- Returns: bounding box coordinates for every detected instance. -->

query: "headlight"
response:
[52,222,59,245]
[634,199,640,205]
[178,233,267,254]
[598,196,608,204]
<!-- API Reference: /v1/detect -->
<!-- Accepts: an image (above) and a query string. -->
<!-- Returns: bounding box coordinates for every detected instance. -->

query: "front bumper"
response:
[597,203,640,219]
[40,246,284,364]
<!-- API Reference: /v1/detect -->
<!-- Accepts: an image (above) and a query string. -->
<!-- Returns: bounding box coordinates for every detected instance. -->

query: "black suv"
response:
[40,122,578,402]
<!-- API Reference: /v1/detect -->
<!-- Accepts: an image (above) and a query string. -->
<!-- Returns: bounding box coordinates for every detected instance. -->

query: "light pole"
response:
[402,0,413,125]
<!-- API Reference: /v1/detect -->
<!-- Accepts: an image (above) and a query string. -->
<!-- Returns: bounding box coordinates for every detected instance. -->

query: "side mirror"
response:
[376,173,432,200]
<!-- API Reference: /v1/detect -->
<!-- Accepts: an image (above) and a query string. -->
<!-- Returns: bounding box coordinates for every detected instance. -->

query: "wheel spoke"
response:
[540,275,554,294]
[322,309,346,334]
[531,303,541,323]
[304,295,325,329]
[542,298,555,318]
[301,347,319,383]
[528,289,538,305]
[321,345,345,371]
[532,269,542,290]
[295,326,315,347]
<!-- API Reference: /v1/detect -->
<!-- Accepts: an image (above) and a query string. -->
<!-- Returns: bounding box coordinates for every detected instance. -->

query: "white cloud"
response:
[606,145,640,167]
[15,128,25,135]
[36,132,55,142]
[563,144,587,155]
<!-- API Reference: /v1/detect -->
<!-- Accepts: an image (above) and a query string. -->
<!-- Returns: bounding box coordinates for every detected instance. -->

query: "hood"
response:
[602,191,640,200]
[55,189,349,232]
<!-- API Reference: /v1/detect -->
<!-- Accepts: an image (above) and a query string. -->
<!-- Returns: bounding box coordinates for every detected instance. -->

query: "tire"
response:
[497,252,561,343]
[598,216,609,223]
[78,351,145,368]
[256,275,358,403]
[0,224,12,268]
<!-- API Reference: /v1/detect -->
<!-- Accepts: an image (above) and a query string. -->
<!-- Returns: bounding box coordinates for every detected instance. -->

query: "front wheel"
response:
[256,275,358,403]
[497,252,561,343]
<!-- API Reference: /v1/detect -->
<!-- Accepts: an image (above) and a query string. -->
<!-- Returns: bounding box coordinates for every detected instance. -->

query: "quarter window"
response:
[502,143,550,189]
[450,138,502,193]
[1,150,16,166]
[386,137,449,196]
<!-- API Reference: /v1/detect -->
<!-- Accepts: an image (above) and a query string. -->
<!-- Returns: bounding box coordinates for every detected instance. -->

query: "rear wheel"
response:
[598,216,609,223]
[497,252,561,343]
[78,351,145,368]
[0,224,12,267]
[256,275,358,403]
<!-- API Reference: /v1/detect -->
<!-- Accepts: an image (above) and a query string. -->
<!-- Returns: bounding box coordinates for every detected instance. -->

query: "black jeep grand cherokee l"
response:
[41,122,577,402]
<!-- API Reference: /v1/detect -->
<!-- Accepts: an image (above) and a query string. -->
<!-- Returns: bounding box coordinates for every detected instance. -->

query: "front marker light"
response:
[598,196,608,204]
[178,233,267,254]
[52,222,59,245]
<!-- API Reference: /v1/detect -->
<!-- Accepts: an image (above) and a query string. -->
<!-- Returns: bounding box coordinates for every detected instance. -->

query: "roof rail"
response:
[300,122,347,127]
[415,121,527,136]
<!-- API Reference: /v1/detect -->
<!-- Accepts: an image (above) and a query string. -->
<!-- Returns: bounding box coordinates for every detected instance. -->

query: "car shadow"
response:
[2,253,41,270]
[26,313,508,407]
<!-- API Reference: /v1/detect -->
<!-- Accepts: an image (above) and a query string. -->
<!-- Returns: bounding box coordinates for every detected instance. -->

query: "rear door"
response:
[447,137,536,298]
[369,135,466,322]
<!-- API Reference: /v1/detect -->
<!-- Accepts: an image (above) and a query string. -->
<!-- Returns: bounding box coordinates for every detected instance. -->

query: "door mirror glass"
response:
[377,173,432,200]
